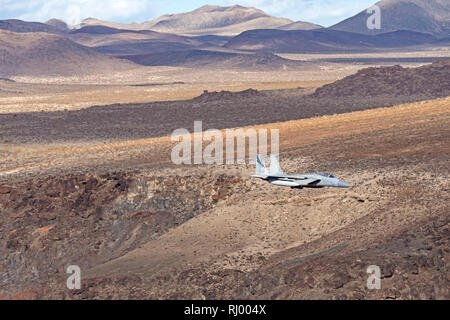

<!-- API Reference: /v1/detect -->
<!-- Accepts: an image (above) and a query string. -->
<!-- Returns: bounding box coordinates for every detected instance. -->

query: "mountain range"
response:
[0,1,445,37]
[73,5,315,36]
[0,1,449,76]
[118,50,315,70]
[224,29,440,53]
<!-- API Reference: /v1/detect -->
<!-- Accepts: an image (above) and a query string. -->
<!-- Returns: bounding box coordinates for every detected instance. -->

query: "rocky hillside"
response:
[0,169,246,297]
[312,60,450,98]
[0,30,135,76]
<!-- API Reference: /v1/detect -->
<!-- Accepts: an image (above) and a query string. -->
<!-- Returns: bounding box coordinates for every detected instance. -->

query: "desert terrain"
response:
[2,50,448,113]
[0,95,448,299]
[0,60,449,299]
[0,0,449,301]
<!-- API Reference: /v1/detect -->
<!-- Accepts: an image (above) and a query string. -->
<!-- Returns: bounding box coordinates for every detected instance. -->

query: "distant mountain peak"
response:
[195,5,225,12]
[330,0,450,36]
[70,4,292,36]
[194,4,260,12]
[81,17,101,23]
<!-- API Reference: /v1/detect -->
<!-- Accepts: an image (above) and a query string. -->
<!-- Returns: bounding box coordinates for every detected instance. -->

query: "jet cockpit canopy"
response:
[316,172,336,178]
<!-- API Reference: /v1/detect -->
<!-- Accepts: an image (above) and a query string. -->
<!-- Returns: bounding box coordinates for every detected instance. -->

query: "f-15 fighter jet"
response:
[252,154,351,189]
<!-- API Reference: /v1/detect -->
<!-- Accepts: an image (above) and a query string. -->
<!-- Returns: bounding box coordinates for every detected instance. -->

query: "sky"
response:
[0,0,378,27]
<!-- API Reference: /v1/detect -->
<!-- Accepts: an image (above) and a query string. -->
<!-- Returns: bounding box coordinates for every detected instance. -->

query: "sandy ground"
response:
[0,79,328,114]
[0,62,387,114]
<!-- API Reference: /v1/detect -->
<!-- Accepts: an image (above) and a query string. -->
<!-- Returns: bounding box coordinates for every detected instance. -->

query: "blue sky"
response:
[0,0,378,27]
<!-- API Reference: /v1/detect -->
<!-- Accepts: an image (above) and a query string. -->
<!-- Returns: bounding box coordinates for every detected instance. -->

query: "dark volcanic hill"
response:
[118,50,312,70]
[0,19,65,34]
[224,28,438,53]
[278,21,323,31]
[0,30,135,76]
[330,0,450,36]
[95,41,196,55]
[68,25,195,52]
[312,60,450,98]
[70,25,137,35]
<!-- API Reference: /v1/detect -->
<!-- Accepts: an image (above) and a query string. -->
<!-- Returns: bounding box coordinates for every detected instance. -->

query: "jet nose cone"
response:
[338,180,351,188]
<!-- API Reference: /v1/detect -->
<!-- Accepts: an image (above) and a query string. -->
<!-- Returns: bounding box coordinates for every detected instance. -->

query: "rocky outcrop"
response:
[43,215,448,300]
[0,171,245,298]
[193,88,261,102]
[312,60,450,98]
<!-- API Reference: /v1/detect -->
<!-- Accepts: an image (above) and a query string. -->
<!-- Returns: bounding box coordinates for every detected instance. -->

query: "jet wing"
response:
[267,175,320,186]
[265,174,301,179]
[294,178,320,186]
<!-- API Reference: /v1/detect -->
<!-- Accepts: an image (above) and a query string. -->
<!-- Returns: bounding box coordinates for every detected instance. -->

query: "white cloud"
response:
[0,0,154,24]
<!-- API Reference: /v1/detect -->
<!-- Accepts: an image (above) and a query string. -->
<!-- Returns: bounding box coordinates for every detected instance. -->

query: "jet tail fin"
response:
[255,154,267,176]
[269,154,283,175]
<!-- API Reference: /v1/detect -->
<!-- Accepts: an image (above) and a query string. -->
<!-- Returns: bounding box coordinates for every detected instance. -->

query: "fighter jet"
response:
[252,154,351,189]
